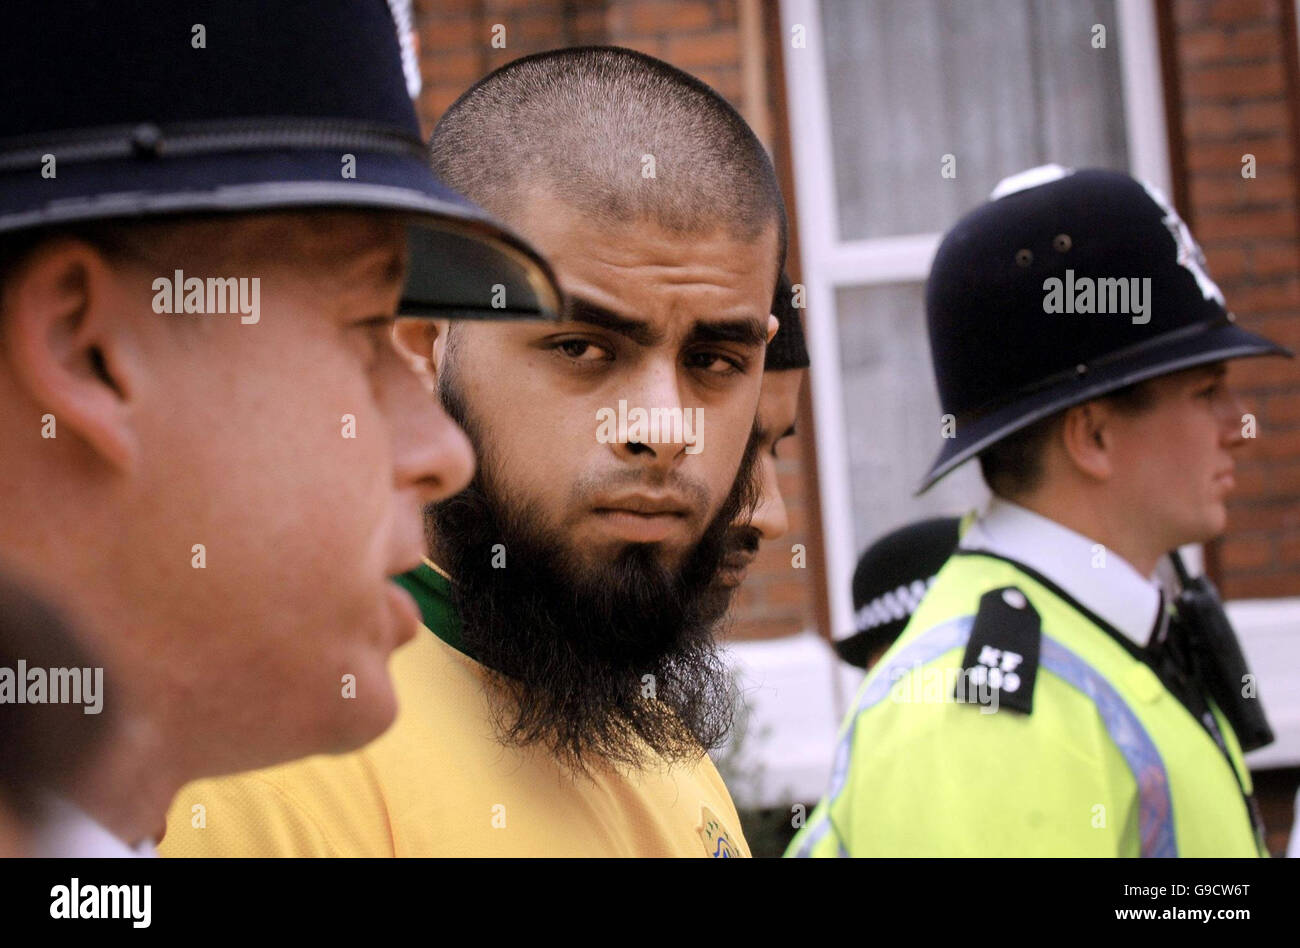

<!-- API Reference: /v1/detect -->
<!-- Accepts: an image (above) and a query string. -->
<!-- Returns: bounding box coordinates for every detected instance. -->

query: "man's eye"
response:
[686,351,744,375]
[552,338,611,362]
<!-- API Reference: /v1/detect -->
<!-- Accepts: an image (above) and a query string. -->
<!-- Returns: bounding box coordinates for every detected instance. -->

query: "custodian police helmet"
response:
[837,516,961,669]
[919,165,1291,493]
[0,0,561,321]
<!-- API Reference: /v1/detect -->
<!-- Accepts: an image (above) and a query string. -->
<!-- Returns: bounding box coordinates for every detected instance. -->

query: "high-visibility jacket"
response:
[787,550,1266,857]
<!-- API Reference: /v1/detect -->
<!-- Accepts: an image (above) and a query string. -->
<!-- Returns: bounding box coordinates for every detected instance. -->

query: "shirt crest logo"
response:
[697,805,740,858]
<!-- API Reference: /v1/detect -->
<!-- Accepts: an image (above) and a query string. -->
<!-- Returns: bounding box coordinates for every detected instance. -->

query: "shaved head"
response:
[428,45,787,286]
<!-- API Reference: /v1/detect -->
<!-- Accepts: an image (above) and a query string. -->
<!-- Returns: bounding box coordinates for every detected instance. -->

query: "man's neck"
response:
[1010,490,1164,578]
[71,710,179,848]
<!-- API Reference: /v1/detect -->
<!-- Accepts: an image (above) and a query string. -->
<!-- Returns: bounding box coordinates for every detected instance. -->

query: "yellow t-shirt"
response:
[159,562,749,858]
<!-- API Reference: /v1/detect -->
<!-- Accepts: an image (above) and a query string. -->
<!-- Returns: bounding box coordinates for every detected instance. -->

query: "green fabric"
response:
[787,552,1264,858]
[394,562,470,660]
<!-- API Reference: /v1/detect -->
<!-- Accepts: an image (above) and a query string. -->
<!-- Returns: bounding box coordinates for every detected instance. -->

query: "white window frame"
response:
[780,0,1173,643]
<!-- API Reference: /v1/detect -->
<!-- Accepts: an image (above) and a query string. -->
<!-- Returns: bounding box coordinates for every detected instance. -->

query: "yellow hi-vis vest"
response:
[787,550,1266,857]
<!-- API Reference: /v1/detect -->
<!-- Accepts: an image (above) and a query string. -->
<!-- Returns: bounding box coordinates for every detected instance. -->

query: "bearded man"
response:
[160,46,787,857]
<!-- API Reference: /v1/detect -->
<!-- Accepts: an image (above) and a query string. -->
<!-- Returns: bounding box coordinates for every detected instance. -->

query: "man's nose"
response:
[609,363,689,471]
[1221,388,1249,450]
[383,344,475,505]
[748,455,789,541]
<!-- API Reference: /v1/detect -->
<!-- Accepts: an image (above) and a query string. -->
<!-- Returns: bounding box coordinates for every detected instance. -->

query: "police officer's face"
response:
[0,211,474,774]
[157,214,473,763]
[718,368,803,589]
[1104,362,1246,547]
[431,191,778,572]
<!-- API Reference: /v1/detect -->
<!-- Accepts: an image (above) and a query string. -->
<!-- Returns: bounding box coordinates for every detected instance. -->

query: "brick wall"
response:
[1167,0,1300,599]
[410,0,819,640]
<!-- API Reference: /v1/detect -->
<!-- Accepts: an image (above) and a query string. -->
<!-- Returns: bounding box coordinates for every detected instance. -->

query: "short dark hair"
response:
[766,271,809,371]
[428,46,787,285]
[978,381,1159,498]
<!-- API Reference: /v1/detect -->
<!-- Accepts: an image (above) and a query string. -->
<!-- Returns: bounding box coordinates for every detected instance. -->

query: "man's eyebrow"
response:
[687,317,769,348]
[566,296,767,349]
[566,296,663,346]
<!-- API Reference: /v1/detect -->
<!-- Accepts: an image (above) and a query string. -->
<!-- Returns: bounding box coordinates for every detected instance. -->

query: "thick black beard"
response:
[429,367,761,774]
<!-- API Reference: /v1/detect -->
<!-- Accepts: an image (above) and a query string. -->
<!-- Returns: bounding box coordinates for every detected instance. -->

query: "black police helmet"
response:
[0,0,561,321]
[920,165,1291,493]
[836,517,961,668]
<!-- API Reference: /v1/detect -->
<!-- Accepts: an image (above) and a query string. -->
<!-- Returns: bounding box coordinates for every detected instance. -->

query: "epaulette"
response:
[953,586,1041,714]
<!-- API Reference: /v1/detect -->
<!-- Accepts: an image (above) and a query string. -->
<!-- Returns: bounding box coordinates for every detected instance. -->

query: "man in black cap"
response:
[0,1,560,855]
[717,272,810,591]
[790,165,1290,857]
[162,45,784,857]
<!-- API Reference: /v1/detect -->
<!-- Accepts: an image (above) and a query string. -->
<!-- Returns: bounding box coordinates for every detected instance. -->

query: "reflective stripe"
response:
[799,614,1177,858]
[791,814,831,858]
[792,617,972,858]
[1039,637,1177,858]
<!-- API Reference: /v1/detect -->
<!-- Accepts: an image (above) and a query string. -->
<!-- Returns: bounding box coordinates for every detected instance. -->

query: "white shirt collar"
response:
[31,798,158,858]
[958,497,1162,648]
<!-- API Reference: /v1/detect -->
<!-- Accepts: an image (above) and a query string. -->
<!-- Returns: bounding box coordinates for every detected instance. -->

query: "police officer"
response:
[789,165,1290,857]
[837,517,961,671]
[0,1,560,855]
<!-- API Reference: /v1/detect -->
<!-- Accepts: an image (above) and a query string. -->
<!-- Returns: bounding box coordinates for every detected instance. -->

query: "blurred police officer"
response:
[789,165,1290,857]
[0,0,560,854]
[836,517,960,671]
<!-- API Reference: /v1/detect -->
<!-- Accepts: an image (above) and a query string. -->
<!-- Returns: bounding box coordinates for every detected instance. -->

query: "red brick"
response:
[1236,100,1291,133]
[1226,280,1300,315]
[663,30,740,68]
[570,7,608,43]
[1233,458,1300,497]
[616,0,716,34]
[415,0,478,16]
[1252,242,1300,277]
[1184,102,1238,139]
[1196,208,1298,240]
[1218,534,1275,570]
[420,47,482,82]
[767,580,811,608]
[1180,24,1278,65]
[1242,354,1300,389]
[1245,426,1300,460]
[421,16,478,51]
[1220,572,1297,599]
[1225,501,1300,531]
[1208,0,1276,27]
[1185,136,1291,171]
[1202,244,1250,277]
[488,13,570,48]
[1182,61,1285,100]
[1266,393,1300,426]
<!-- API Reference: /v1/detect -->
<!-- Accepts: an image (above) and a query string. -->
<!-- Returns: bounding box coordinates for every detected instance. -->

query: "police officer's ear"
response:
[1059,401,1114,483]
[0,238,141,473]
[392,317,449,393]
